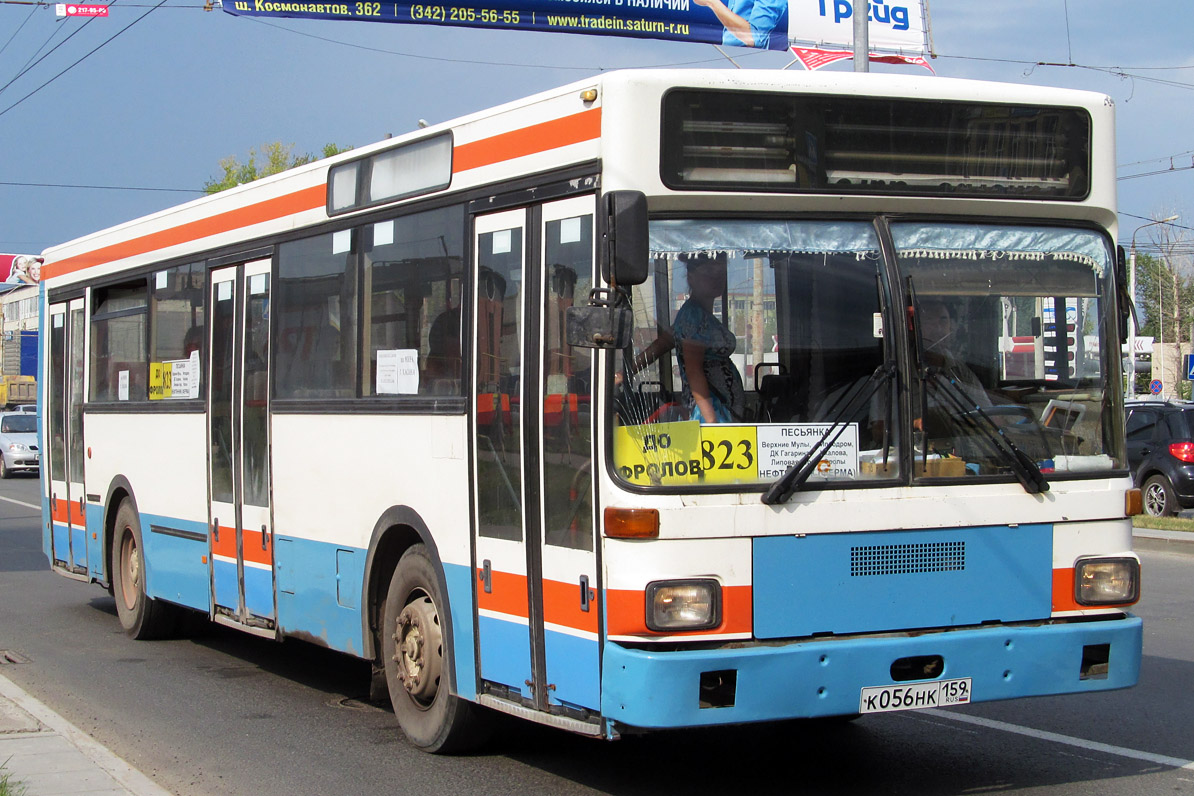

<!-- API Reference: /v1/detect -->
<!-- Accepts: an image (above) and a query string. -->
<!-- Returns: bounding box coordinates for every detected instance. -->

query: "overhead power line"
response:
[0,180,203,192]
[0,0,165,119]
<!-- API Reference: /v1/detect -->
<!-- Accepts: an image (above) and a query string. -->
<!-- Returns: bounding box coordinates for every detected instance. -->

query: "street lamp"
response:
[1129,214,1179,397]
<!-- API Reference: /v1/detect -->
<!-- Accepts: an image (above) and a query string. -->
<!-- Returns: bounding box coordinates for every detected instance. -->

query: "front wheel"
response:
[381,544,490,753]
[111,499,178,639]
[0,455,10,479]
[1142,474,1179,517]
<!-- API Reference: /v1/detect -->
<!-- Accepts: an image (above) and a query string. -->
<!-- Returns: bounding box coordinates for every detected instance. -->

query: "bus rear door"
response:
[208,259,276,632]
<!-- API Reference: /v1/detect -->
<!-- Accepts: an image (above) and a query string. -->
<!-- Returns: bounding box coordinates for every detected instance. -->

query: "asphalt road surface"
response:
[2,473,1192,796]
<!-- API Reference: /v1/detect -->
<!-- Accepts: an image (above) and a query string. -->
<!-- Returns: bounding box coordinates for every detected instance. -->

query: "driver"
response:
[916,298,992,437]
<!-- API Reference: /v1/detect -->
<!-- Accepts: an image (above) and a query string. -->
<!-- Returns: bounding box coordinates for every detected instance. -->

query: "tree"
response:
[203,141,352,194]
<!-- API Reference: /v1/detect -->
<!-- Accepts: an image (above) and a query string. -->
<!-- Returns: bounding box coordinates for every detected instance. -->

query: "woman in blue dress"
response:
[674,254,744,423]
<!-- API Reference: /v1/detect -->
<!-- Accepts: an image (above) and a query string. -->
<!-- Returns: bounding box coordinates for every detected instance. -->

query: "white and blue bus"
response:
[40,69,1142,752]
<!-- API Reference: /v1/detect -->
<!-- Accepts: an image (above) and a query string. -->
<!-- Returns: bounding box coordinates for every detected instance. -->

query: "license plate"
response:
[859,678,971,714]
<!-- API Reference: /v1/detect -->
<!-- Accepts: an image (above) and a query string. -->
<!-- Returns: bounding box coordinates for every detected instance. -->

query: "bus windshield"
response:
[613,218,1122,490]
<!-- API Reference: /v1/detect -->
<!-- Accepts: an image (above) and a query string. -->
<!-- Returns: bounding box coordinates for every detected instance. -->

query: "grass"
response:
[1133,515,1194,532]
[0,759,26,796]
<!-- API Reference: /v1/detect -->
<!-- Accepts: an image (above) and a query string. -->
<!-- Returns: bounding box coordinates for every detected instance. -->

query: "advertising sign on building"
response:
[1,254,42,285]
[221,0,930,63]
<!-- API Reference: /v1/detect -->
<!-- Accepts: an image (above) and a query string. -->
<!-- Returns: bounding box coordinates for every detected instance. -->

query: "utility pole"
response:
[853,0,869,72]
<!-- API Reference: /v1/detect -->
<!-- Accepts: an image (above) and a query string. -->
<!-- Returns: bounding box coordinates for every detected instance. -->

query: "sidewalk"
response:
[0,673,170,796]
[1132,526,1194,549]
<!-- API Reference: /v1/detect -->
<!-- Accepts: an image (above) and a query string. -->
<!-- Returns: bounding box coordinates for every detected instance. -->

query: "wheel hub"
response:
[392,595,443,706]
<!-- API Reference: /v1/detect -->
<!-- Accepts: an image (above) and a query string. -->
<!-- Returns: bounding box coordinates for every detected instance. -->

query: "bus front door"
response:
[45,298,88,577]
[208,260,276,632]
[472,196,601,722]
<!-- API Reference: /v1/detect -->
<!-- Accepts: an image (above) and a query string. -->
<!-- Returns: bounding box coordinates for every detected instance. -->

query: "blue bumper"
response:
[601,614,1142,729]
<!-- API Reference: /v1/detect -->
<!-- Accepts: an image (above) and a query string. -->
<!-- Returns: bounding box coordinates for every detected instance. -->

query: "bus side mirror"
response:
[601,191,648,287]
[566,288,633,349]
[1115,245,1135,340]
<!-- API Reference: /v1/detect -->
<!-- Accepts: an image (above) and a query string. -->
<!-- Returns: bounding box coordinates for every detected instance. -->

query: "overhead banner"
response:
[221,0,929,55]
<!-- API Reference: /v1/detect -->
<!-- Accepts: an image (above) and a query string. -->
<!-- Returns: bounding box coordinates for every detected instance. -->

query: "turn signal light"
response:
[1125,488,1142,517]
[604,507,659,538]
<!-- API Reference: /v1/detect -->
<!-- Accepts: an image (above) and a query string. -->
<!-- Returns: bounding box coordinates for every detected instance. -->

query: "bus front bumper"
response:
[601,614,1142,730]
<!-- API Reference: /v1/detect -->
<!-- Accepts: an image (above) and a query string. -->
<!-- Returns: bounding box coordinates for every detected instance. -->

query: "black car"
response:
[1125,399,1194,516]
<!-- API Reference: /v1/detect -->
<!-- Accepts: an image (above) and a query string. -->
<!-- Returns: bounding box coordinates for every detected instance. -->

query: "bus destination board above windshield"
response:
[661,90,1091,200]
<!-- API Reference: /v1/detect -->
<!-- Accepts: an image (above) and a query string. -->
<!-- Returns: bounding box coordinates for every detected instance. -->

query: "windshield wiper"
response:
[762,360,897,505]
[926,368,1050,494]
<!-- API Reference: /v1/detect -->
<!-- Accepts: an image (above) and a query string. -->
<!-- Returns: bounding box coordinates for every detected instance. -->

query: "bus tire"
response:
[111,499,176,640]
[382,544,489,754]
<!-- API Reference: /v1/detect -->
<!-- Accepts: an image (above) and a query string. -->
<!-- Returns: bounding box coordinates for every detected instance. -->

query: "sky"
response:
[1,0,1193,258]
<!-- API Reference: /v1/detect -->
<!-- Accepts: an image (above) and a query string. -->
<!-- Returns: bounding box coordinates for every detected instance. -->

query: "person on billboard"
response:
[694,0,788,49]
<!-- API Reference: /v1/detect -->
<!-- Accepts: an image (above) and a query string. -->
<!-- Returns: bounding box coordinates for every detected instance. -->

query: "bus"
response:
[38,69,1142,753]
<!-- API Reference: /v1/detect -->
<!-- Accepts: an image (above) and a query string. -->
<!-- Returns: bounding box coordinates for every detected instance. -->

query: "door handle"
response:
[579,574,593,612]
[261,524,269,551]
[212,517,219,543]
[479,559,492,593]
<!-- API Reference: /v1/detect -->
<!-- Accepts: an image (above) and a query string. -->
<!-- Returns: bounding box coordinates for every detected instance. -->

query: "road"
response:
[2,472,1192,796]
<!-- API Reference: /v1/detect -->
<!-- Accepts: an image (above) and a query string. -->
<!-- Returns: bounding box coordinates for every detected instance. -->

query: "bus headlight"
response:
[1075,557,1140,606]
[645,580,721,631]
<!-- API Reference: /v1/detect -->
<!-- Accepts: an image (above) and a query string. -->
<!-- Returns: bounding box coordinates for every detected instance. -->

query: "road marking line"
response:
[924,708,1194,770]
[0,494,39,510]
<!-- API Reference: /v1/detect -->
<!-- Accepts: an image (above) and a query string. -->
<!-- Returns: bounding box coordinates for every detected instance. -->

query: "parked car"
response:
[16,404,35,413]
[1125,399,1194,516]
[0,411,38,478]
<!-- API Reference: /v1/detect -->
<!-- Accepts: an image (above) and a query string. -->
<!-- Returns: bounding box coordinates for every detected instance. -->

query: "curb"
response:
[1132,528,1194,550]
[0,672,172,796]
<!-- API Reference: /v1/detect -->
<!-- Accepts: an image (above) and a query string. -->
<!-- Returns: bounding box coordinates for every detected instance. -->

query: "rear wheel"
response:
[381,544,489,753]
[1143,474,1178,517]
[111,499,178,639]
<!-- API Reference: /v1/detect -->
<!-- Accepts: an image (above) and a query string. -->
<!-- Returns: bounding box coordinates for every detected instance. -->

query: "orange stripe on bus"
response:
[477,568,529,618]
[43,184,326,280]
[1052,567,1137,612]
[452,107,601,173]
[211,525,237,558]
[606,584,752,637]
[1051,567,1077,612]
[241,527,273,566]
[541,576,599,635]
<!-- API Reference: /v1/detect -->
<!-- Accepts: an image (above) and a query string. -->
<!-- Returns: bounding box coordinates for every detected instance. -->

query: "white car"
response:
[0,411,39,478]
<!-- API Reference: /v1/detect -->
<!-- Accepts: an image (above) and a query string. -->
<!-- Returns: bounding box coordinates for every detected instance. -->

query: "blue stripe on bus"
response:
[136,512,211,611]
[545,629,600,711]
[213,558,239,611]
[753,525,1053,639]
[478,614,532,699]
[244,565,275,620]
[601,615,1143,729]
[51,522,70,565]
[274,536,363,655]
[443,562,477,700]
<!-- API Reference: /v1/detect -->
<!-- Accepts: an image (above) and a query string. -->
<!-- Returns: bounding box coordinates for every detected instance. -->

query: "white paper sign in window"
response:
[377,349,420,395]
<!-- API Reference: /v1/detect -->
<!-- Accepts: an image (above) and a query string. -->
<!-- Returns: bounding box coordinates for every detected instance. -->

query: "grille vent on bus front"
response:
[850,541,966,577]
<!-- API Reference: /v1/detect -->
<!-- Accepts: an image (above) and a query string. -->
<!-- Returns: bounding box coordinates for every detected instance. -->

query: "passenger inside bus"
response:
[674,254,744,423]
[423,306,462,393]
